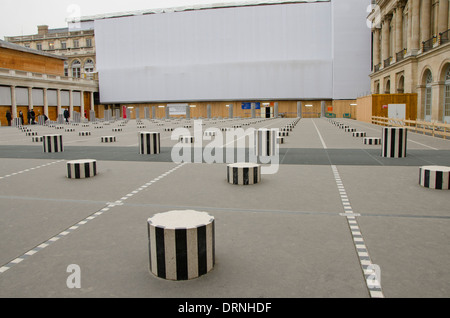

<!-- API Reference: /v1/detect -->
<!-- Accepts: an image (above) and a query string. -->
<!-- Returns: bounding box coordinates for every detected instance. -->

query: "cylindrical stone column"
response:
[381,127,407,158]
[139,132,160,154]
[227,162,261,185]
[147,210,215,281]
[43,134,63,153]
[419,166,450,190]
[66,159,97,179]
[254,128,278,157]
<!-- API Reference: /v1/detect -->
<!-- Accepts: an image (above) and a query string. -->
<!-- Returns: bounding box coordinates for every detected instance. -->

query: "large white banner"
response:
[95,2,334,103]
[95,1,370,103]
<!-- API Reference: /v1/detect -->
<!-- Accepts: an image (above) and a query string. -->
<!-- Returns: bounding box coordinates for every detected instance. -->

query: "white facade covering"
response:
[94,0,370,103]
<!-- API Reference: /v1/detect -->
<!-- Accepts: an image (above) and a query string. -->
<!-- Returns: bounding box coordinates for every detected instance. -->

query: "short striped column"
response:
[381,127,407,158]
[345,127,356,132]
[352,131,366,137]
[204,131,216,137]
[67,159,97,179]
[139,132,160,154]
[363,137,381,145]
[179,136,195,143]
[43,134,63,153]
[32,136,43,142]
[227,162,261,185]
[112,128,122,132]
[101,136,116,143]
[277,137,284,144]
[147,210,215,281]
[254,128,278,156]
[79,131,91,136]
[419,166,450,190]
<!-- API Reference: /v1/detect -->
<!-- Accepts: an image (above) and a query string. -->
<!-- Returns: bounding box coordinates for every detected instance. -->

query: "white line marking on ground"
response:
[0,162,187,276]
[312,119,328,149]
[331,165,384,298]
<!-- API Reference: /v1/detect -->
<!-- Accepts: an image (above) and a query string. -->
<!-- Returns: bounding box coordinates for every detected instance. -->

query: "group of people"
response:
[5,108,49,126]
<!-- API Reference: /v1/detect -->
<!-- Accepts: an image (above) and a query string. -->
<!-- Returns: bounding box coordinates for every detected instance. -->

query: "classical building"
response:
[0,40,99,126]
[368,0,450,123]
[4,25,97,80]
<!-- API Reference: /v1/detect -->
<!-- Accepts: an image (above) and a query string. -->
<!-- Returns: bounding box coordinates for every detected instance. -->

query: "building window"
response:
[36,43,42,51]
[64,61,69,77]
[397,76,404,93]
[61,41,67,49]
[385,80,391,94]
[84,59,95,73]
[424,71,433,120]
[86,38,92,47]
[24,43,30,48]
[444,66,450,122]
[48,42,54,50]
[73,40,79,48]
[72,60,81,78]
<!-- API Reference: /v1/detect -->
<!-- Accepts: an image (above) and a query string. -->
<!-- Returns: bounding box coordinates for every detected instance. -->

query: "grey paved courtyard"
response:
[0,117,449,299]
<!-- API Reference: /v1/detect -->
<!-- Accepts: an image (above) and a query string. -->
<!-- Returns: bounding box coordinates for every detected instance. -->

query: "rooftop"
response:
[0,39,66,60]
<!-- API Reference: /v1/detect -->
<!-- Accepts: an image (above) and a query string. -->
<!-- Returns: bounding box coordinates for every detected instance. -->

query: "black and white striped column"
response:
[254,128,278,157]
[139,132,160,154]
[363,137,381,145]
[67,159,97,179]
[148,210,215,281]
[227,163,261,185]
[43,134,63,153]
[419,166,450,190]
[79,131,91,136]
[179,136,195,143]
[101,136,116,143]
[352,131,366,137]
[381,127,407,158]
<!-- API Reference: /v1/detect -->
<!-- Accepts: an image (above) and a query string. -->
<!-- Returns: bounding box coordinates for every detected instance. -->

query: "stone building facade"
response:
[369,0,450,123]
[4,25,97,80]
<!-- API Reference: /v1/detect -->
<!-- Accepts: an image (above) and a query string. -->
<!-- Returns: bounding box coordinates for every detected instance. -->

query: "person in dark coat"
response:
[27,109,32,124]
[30,109,36,125]
[63,108,70,123]
[6,110,12,126]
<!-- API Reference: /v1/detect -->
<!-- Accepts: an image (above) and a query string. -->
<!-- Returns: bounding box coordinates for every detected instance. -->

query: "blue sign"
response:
[242,102,261,110]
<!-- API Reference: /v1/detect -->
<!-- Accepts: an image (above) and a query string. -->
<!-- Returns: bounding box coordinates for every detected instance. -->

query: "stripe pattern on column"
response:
[43,134,63,153]
[148,210,215,281]
[381,127,407,158]
[353,131,366,137]
[255,128,278,157]
[419,166,450,190]
[364,137,381,145]
[139,132,160,154]
[67,159,97,179]
[79,131,91,136]
[179,136,194,143]
[101,136,116,143]
[227,163,261,185]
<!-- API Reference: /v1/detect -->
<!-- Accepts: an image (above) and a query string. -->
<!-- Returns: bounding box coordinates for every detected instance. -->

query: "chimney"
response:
[37,25,49,35]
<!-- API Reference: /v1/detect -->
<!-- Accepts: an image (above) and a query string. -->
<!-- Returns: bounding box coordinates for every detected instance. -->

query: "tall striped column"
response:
[139,132,160,154]
[381,127,407,158]
[148,210,215,281]
[254,128,278,157]
[43,134,63,153]
[419,166,450,190]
